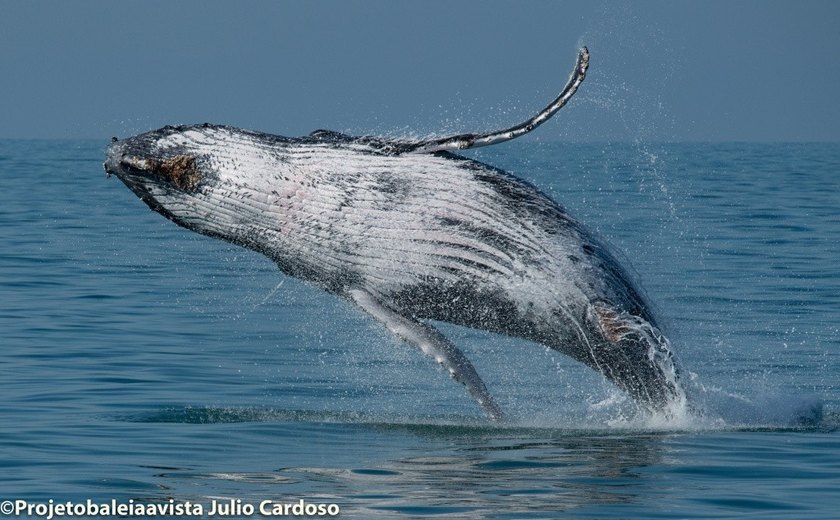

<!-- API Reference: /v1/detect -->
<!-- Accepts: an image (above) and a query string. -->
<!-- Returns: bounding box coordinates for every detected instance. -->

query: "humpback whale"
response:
[104,48,686,420]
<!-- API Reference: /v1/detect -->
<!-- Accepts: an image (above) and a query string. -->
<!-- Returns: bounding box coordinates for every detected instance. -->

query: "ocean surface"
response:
[1,139,838,519]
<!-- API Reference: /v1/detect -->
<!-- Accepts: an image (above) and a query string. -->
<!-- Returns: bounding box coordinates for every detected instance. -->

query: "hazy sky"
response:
[1,0,838,141]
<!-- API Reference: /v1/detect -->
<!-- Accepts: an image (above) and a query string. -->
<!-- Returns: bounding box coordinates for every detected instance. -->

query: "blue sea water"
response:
[1,139,838,519]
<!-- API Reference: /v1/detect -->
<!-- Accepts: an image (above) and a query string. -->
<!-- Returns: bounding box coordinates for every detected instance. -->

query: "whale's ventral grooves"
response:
[104,48,686,420]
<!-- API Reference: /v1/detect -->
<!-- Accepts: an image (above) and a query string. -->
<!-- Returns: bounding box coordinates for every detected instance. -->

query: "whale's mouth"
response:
[112,155,201,191]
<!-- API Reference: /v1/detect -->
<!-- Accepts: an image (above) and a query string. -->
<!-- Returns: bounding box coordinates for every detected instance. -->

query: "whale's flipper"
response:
[348,288,503,421]
[406,47,589,154]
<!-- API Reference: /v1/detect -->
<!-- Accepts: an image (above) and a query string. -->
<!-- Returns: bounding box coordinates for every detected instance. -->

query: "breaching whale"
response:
[104,48,686,420]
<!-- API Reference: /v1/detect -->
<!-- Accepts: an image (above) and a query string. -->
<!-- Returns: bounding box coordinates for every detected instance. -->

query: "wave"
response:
[115,396,832,434]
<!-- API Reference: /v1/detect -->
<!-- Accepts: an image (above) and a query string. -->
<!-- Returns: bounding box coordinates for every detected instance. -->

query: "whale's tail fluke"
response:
[406,47,590,154]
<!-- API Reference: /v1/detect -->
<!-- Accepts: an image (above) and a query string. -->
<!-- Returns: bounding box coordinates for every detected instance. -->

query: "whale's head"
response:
[105,127,203,207]
[105,125,221,246]
[104,124,292,254]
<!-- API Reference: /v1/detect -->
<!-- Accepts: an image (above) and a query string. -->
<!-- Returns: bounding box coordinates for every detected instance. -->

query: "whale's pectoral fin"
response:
[405,47,589,154]
[348,288,503,421]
